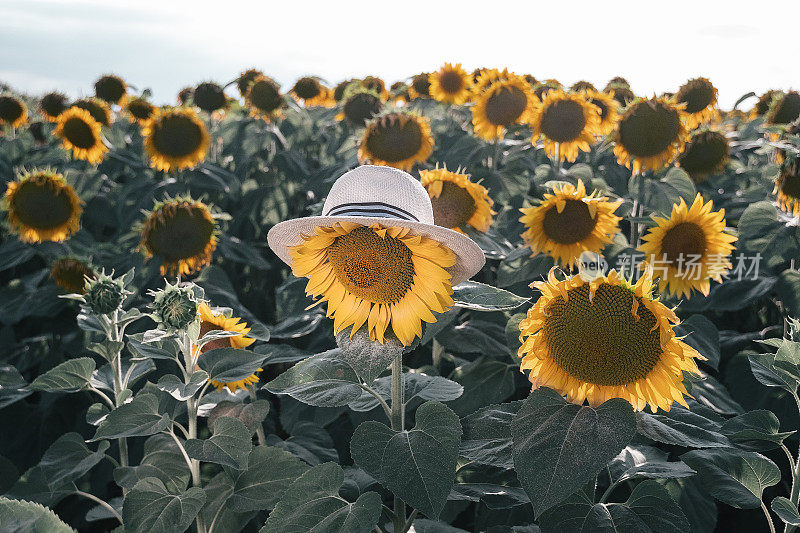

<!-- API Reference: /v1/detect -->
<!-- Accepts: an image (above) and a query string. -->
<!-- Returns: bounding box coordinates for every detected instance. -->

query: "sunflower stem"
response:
[108,310,130,481]
[629,198,641,246]
[787,392,800,533]
[762,500,777,533]
[553,143,562,176]
[180,330,205,533]
[391,353,406,532]
[247,385,266,446]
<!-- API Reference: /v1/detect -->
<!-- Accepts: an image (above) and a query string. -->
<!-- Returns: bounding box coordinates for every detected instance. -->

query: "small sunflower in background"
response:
[766,91,800,126]
[360,76,389,100]
[53,107,107,164]
[124,96,156,126]
[775,156,800,217]
[288,222,456,345]
[583,89,619,135]
[72,97,112,127]
[291,76,334,107]
[358,112,434,171]
[2,170,82,243]
[519,180,622,268]
[94,74,127,105]
[570,80,596,92]
[638,194,737,298]
[408,73,431,99]
[0,95,28,129]
[245,75,284,122]
[607,83,636,107]
[50,257,95,294]
[752,89,781,118]
[674,77,718,129]
[194,303,258,392]
[533,79,562,101]
[613,96,688,174]
[472,75,538,141]
[142,108,210,171]
[333,79,359,102]
[471,68,513,97]
[138,197,218,276]
[529,90,601,162]
[177,87,194,106]
[39,92,69,122]
[419,167,495,233]
[339,87,383,127]
[389,81,411,104]
[429,63,472,105]
[604,77,630,91]
[192,82,228,114]
[236,68,263,98]
[517,268,702,412]
[677,129,730,181]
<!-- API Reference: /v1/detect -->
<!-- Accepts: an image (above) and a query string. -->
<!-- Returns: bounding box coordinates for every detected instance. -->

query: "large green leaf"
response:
[260,462,381,533]
[207,400,270,436]
[511,388,636,516]
[674,314,720,370]
[197,347,266,383]
[29,358,95,393]
[460,401,523,469]
[497,248,554,288]
[335,328,402,384]
[720,410,794,451]
[772,496,800,527]
[38,433,109,488]
[350,401,462,519]
[227,445,310,512]
[452,281,529,311]
[636,406,729,448]
[609,446,696,484]
[629,168,695,215]
[264,349,363,407]
[155,372,208,401]
[448,358,517,417]
[0,497,75,533]
[185,416,253,470]
[114,434,190,493]
[91,393,171,441]
[122,478,206,533]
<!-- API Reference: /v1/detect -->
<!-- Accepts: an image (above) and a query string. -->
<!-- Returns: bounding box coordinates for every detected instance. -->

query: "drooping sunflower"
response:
[94,74,127,105]
[676,129,730,181]
[570,80,596,92]
[419,167,495,232]
[604,77,630,91]
[142,108,210,171]
[139,197,218,276]
[519,180,622,268]
[408,73,431,99]
[533,80,562,101]
[360,76,388,100]
[236,69,263,98]
[471,75,538,141]
[2,170,82,243]
[291,76,334,107]
[192,82,228,113]
[518,268,702,412]
[752,90,780,118]
[0,95,28,128]
[125,96,156,126]
[529,90,602,162]
[638,194,737,298]
[775,157,800,217]
[245,75,285,122]
[358,112,434,171]
[608,84,636,107]
[53,107,108,164]
[613,96,688,174]
[766,91,800,126]
[674,77,718,129]
[72,97,112,127]
[583,89,619,135]
[194,303,258,392]
[429,63,472,105]
[288,222,456,346]
[50,257,95,294]
[334,79,359,102]
[39,92,68,122]
[340,88,383,127]
[389,81,411,104]
[177,87,194,106]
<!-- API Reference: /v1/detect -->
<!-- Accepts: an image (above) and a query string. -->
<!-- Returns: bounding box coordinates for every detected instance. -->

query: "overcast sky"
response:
[1,0,798,109]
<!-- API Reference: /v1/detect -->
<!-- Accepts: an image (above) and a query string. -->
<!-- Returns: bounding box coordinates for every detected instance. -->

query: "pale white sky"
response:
[1,0,798,109]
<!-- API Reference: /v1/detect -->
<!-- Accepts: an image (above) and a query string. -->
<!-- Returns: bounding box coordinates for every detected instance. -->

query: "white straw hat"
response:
[267,165,485,285]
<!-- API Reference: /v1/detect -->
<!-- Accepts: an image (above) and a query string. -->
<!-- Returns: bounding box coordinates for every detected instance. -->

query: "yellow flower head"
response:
[195,303,258,392]
[775,157,800,218]
[3,170,82,243]
[471,75,539,141]
[613,96,688,174]
[583,89,620,136]
[94,74,128,105]
[408,73,431,99]
[245,75,285,122]
[125,97,156,126]
[142,108,210,171]
[419,167,495,233]
[237,69,264,98]
[766,91,800,126]
[50,257,95,294]
[0,95,28,129]
[291,77,335,108]
[674,77,718,129]
[39,92,68,122]
[529,90,602,162]
[429,63,473,105]
[676,129,729,182]
[72,97,112,127]
[53,107,108,164]
[358,112,434,171]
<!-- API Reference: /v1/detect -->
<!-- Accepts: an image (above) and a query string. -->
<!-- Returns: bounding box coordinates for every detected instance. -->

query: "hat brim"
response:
[267,215,486,286]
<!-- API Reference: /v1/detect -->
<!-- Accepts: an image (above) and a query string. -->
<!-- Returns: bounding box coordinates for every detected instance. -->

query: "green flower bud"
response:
[151,282,199,331]
[84,272,125,315]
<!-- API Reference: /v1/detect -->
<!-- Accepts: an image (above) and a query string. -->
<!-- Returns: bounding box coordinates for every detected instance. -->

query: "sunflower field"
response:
[0,65,799,533]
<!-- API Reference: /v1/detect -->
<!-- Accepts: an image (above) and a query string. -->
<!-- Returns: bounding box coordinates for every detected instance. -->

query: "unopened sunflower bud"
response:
[151,282,199,331]
[84,271,125,315]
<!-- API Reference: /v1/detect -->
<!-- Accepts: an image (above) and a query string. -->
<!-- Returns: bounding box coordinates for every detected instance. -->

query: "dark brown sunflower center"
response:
[63,117,96,149]
[199,320,232,353]
[128,100,154,121]
[0,97,24,123]
[543,283,662,386]
[95,77,126,104]
[237,70,262,96]
[152,115,204,157]
[755,91,779,116]
[327,227,414,304]
[412,75,430,96]
[365,116,424,163]
[343,93,382,126]
[590,98,609,121]
[51,259,93,294]
[676,81,715,114]
[540,99,587,142]
[542,199,597,244]
[193,83,226,112]
[430,181,476,229]
[41,93,67,118]
[618,101,682,157]
[145,206,215,262]
[12,180,74,230]
[780,161,800,199]
[439,71,464,94]
[678,132,728,178]
[659,222,707,263]
[484,86,528,126]
[294,78,321,99]
[769,92,800,125]
[249,81,282,112]
[74,101,109,126]
[611,87,635,106]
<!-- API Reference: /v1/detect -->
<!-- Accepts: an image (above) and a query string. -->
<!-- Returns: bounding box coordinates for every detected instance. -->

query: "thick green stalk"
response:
[247,386,266,446]
[181,331,205,533]
[391,354,406,533]
[109,311,129,473]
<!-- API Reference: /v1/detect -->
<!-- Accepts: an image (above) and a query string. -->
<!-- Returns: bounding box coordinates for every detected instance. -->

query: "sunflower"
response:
[0,95,28,128]
[50,257,95,294]
[334,79,359,102]
[613,97,688,174]
[533,80,562,101]
[408,73,431,99]
[139,197,217,276]
[192,82,228,113]
[390,81,411,104]
[288,222,456,346]
[766,91,800,126]
[570,80,596,92]
[676,129,729,181]
[361,76,388,100]
[530,90,602,162]
[142,108,209,171]
[674,77,718,129]
[177,87,194,106]
[752,90,780,118]
[583,89,619,135]
[523,74,538,86]
[638,194,736,298]
[236,69,263,98]
[429,63,472,105]
[194,303,258,392]
[94,75,127,105]
[53,107,107,164]
[775,157,800,217]
[604,77,630,91]
[518,268,702,412]
[2,170,82,243]
[419,167,495,232]
[471,68,514,97]
[608,84,636,107]
[39,92,68,122]
[72,98,112,127]
[471,76,538,141]
[125,96,156,126]
[340,88,383,126]
[358,112,434,171]
[245,75,284,121]
[291,77,334,107]
[519,180,622,268]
